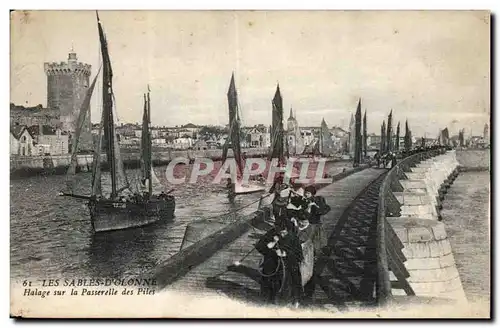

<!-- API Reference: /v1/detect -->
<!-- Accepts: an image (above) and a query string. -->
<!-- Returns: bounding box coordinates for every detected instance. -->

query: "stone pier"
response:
[383,150,466,302]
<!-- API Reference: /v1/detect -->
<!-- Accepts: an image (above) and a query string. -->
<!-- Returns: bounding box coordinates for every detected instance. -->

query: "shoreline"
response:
[10,152,352,179]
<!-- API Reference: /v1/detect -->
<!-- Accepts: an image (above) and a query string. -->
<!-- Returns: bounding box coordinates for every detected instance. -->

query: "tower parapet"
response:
[44,62,92,77]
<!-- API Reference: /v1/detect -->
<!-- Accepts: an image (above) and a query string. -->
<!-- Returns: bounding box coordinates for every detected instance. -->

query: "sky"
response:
[10,10,490,137]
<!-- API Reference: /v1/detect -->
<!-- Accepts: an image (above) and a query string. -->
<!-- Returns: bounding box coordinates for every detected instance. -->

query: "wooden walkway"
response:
[167,168,386,306]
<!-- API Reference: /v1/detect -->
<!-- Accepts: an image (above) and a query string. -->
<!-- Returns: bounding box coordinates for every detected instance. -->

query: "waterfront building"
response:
[10,125,36,156]
[286,108,304,155]
[10,103,60,127]
[300,129,315,146]
[245,125,270,148]
[27,125,69,155]
[172,137,194,149]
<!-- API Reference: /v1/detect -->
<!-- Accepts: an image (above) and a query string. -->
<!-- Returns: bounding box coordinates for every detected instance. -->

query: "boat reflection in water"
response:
[86,221,167,280]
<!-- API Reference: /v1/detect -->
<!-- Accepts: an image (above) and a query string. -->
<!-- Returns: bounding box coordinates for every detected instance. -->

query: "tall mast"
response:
[363,110,367,158]
[65,68,100,194]
[97,11,117,198]
[147,85,152,195]
[225,73,244,176]
[319,122,323,155]
[270,84,284,164]
[353,99,362,166]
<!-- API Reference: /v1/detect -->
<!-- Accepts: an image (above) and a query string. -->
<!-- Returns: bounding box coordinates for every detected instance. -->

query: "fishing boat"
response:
[59,12,175,233]
[222,73,267,196]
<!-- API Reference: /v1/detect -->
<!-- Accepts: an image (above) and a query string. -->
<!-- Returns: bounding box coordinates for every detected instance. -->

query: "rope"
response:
[198,193,272,223]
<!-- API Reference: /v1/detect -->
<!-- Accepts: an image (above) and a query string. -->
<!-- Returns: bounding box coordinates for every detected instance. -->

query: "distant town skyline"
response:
[11,11,490,137]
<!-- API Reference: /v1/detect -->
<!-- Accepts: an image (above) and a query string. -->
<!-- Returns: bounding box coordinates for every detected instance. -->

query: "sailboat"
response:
[222,73,266,196]
[59,12,175,233]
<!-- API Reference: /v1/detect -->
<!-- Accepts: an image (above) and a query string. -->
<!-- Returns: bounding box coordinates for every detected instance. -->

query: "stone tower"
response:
[287,107,297,155]
[483,123,489,141]
[44,50,93,150]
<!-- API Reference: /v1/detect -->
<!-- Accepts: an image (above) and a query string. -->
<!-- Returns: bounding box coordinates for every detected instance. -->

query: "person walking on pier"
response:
[374,151,381,168]
[255,218,304,307]
[301,185,331,303]
[390,151,397,168]
[269,173,290,225]
[301,186,331,252]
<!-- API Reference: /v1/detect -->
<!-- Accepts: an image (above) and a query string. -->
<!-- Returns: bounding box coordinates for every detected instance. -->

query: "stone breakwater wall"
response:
[384,150,467,301]
[10,148,270,177]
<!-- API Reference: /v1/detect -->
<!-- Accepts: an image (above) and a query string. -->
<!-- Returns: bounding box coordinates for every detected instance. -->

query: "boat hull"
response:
[234,183,266,195]
[90,197,175,233]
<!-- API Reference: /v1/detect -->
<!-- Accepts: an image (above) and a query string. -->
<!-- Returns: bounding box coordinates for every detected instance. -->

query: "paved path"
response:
[167,168,386,305]
[310,171,387,308]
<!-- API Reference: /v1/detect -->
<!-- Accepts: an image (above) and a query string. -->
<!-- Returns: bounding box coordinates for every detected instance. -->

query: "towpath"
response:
[166,168,385,304]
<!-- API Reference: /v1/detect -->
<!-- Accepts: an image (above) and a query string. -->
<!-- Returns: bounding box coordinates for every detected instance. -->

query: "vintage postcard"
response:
[9,10,490,318]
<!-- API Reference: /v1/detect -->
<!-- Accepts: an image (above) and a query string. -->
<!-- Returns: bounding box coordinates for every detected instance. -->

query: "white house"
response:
[152,138,166,145]
[300,129,315,146]
[172,137,193,149]
[10,130,19,155]
[10,125,36,156]
[245,126,271,148]
[27,125,69,155]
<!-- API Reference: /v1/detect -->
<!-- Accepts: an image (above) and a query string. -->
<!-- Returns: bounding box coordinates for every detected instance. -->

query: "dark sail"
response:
[97,11,130,198]
[91,110,105,196]
[137,87,162,194]
[140,93,152,193]
[363,110,367,158]
[395,121,400,152]
[386,110,393,153]
[223,73,244,176]
[381,120,386,153]
[353,99,362,166]
[318,118,334,156]
[404,120,411,151]
[269,84,285,164]
[459,129,464,147]
[441,127,450,146]
[65,68,100,193]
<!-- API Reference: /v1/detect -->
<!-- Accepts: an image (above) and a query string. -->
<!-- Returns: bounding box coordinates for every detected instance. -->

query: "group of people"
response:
[373,151,398,169]
[255,173,331,308]
[373,145,449,169]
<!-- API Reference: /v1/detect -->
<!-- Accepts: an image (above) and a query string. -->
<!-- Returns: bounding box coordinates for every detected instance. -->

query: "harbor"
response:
[9,10,490,318]
[10,160,353,281]
[10,149,490,311]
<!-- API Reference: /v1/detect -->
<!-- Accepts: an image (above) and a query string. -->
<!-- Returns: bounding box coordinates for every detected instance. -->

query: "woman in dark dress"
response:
[255,218,304,307]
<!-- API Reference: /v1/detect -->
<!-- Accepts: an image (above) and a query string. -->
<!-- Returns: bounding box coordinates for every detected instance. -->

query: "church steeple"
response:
[289,107,294,120]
